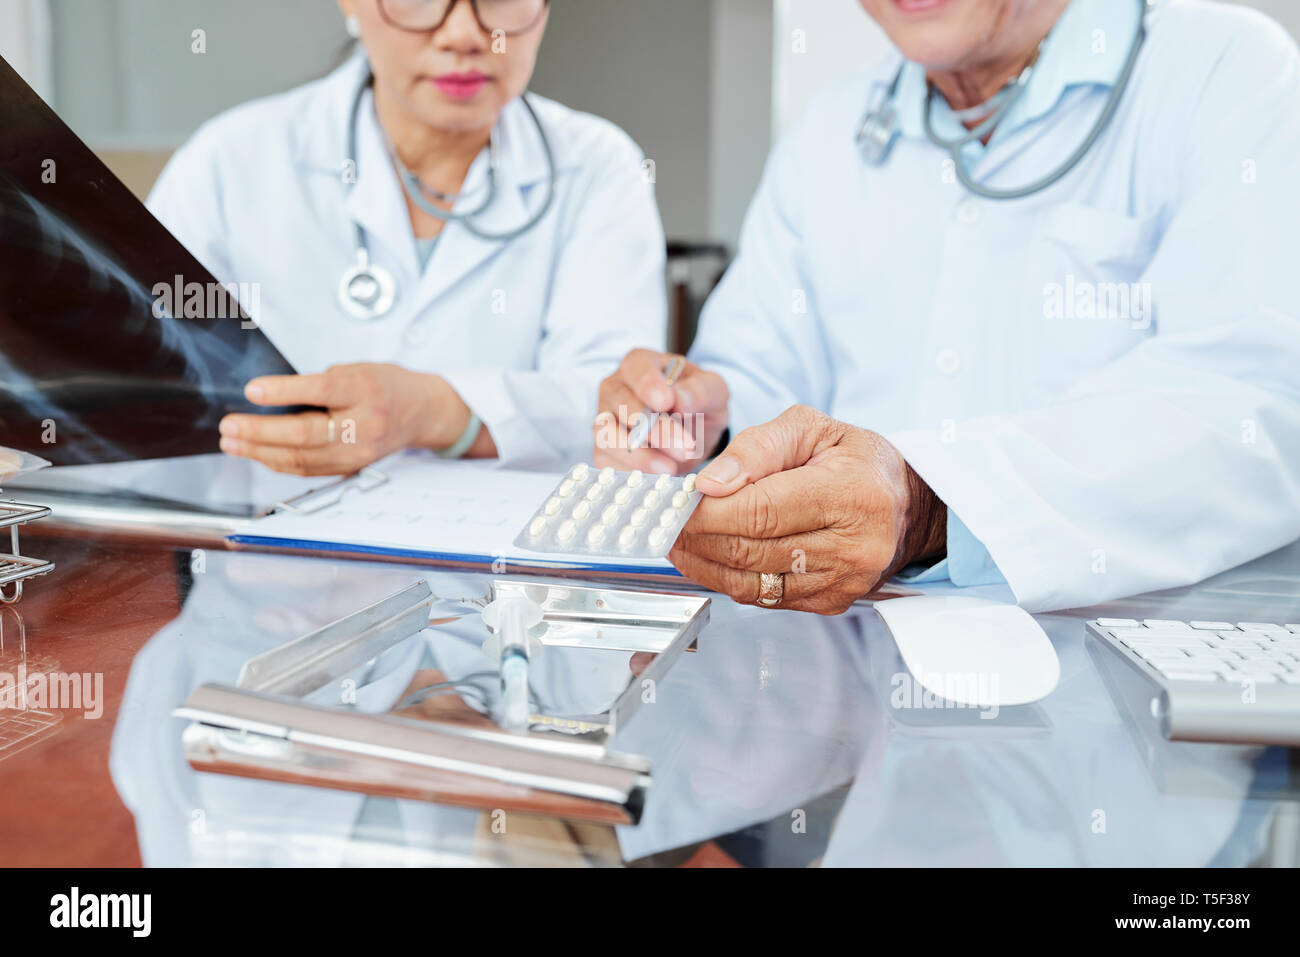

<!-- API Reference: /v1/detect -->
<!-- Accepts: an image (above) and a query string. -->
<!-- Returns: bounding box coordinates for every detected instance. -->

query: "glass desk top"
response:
[3,533,1297,867]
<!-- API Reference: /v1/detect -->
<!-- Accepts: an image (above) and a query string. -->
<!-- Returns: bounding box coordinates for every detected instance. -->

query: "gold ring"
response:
[757,572,785,608]
[327,417,337,444]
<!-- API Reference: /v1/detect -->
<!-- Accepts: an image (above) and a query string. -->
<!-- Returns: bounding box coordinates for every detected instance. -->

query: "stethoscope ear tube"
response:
[858,0,1149,201]
[401,95,557,243]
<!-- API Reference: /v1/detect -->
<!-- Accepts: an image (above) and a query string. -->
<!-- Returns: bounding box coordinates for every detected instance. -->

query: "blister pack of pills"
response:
[514,464,702,559]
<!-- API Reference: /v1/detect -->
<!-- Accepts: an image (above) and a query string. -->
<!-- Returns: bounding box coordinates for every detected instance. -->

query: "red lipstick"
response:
[893,0,951,14]
[433,71,488,100]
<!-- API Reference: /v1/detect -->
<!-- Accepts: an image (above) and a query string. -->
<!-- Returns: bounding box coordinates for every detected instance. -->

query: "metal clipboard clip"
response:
[270,465,390,516]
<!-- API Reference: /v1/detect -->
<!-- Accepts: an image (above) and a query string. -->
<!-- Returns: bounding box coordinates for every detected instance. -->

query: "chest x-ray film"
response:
[0,54,302,466]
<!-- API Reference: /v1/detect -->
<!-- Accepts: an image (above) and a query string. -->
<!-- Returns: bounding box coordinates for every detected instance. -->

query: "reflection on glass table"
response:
[174,577,716,831]
[0,606,64,762]
[108,542,1300,866]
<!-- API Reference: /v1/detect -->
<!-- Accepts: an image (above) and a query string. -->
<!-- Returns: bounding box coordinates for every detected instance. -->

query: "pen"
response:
[627,355,687,451]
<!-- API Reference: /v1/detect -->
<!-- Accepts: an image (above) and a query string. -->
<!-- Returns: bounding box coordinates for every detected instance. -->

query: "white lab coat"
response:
[146,53,666,469]
[690,0,1300,612]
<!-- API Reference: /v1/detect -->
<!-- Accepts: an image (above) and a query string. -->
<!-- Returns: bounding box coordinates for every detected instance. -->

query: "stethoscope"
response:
[856,0,1150,200]
[337,71,557,321]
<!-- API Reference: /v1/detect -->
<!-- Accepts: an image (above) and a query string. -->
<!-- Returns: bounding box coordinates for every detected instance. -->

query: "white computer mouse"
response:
[875,595,1060,707]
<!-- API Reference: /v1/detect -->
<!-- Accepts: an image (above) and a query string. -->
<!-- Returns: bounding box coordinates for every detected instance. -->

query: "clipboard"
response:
[228,455,696,584]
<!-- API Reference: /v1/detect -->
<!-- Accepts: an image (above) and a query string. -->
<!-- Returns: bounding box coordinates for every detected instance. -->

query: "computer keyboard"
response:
[1085,618,1300,746]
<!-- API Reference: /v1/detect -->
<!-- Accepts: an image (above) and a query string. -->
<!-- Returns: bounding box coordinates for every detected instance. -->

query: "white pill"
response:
[585,484,604,502]
[626,470,644,488]
[654,474,672,491]
[618,526,638,549]
[613,487,631,505]
[602,504,622,524]
[649,527,670,550]
[557,519,577,542]
[642,490,661,509]
[629,507,648,527]
[587,523,608,546]
[570,463,590,481]
[672,490,689,509]
[528,516,548,537]
[558,479,575,497]
[682,474,697,493]
[543,497,562,516]
[659,508,676,527]
[573,501,591,521]
[598,466,616,485]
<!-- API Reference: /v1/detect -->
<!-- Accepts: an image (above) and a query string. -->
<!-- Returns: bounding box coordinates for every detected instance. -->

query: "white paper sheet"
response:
[229,452,676,572]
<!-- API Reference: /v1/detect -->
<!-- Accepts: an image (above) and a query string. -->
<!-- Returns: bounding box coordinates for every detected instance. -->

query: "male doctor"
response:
[594,0,1300,613]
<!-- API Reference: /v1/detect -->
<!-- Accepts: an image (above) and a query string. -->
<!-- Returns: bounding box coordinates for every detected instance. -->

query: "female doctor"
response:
[594,0,1300,615]
[148,0,665,474]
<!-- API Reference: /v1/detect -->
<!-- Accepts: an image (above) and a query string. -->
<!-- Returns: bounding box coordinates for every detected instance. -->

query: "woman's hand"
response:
[218,363,488,475]
[592,348,730,475]
[668,405,948,615]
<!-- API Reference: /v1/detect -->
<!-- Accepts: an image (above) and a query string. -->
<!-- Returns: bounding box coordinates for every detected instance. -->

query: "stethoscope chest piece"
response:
[857,100,898,166]
[337,249,397,321]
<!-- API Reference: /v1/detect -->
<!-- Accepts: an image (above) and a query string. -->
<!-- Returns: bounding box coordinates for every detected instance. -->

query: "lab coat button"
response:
[404,327,427,346]
[935,349,961,374]
[956,198,980,224]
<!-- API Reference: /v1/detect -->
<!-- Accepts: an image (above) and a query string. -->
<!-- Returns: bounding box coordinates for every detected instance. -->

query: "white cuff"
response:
[439,367,572,470]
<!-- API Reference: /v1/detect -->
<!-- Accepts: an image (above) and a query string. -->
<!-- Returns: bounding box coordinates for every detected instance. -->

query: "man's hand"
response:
[592,348,729,475]
[669,405,947,614]
[218,363,492,475]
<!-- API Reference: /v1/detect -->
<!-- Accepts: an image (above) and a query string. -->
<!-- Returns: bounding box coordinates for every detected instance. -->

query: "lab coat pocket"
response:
[1023,203,1160,396]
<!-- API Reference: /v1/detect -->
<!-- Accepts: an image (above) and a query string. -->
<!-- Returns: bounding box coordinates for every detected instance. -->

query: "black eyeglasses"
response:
[378,0,549,37]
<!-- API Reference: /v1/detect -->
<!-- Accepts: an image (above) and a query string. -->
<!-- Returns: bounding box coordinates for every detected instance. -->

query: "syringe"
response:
[480,594,544,733]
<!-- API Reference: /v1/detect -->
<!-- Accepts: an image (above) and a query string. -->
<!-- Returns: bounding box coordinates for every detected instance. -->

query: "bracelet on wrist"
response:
[435,411,482,460]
